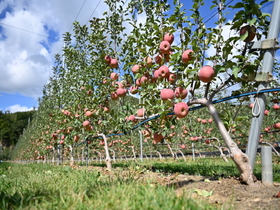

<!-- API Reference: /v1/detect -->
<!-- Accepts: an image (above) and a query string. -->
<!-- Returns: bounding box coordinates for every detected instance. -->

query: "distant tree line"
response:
[0,110,36,148]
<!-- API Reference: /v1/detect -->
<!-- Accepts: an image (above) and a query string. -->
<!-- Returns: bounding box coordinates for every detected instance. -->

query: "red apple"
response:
[201,119,207,124]
[110,58,118,68]
[116,88,127,97]
[273,104,280,110]
[143,57,153,67]
[110,72,118,80]
[85,111,93,117]
[264,110,269,115]
[182,49,193,63]
[132,64,141,74]
[240,25,256,42]
[180,144,186,149]
[83,120,90,128]
[274,123,280,129]
[168,73,177,83]
[174,87,188,99]
[74,135,80,142]
[104,55,111,64]
[153,132,163,143]
[155,54,163,64]
[137,108,145,117]
[160,88,174,101]
[127,115,137,123]
[158,65,170,78]
[173,102,189,118]
[104,107,110,113]
[198,65,215,83]
[111,92,118,100]
[163,33,174,44]
[159,41,171,54]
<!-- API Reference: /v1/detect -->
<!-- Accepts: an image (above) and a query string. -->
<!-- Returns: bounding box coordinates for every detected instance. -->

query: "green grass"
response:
[0,162,216,210]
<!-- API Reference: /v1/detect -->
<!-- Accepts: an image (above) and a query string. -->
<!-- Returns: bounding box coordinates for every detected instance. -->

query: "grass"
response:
[0,161,217,210]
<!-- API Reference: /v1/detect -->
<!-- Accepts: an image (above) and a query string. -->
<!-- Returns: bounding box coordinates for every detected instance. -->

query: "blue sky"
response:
[0,0,276,113]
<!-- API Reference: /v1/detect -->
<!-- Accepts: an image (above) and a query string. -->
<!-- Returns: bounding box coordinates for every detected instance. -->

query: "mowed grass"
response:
[0,161,216,210]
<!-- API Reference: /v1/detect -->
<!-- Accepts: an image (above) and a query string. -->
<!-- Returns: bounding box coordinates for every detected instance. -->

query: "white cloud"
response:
[5,104,34,113]
[0,0,108,98]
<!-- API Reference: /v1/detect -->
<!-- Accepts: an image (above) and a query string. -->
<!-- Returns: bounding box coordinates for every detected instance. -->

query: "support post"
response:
[261,146,273,186]
[139,130,143,162]
[246,0,280,170]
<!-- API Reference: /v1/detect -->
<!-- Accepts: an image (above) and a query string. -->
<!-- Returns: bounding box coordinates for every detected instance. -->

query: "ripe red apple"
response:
[104,55,111,64]
[132,64,141,74]
[135,78,141,87]
[274,123,280,129]
[83,120,90,128]
[158,65,170,78]
[110,58,118,68]
[127,115,137,123]
[85,111,93,117]
[273,104,280,110]
[153,132,163,143]
[249,103,254,108]
[201,119,207,124]
[110,72,118,80]
[116,88,127,97]
[160,88,174,101]
[111,92,118,100]
[137,108,145,117]
[74,135,80,142]
[198,65,215,83]
[104,107,110,113]
[182,49,194,64]
[163,33,174,44]
[173,102,189,118]
[155,54,163,64]
[159,41,171,54]
[168,73,177,83]
[174,87,188,99]
[205,139,211,144]
[180,144,186,149]
[143,57,153,67]
[240,25,256,42]
[264,110,269,115]
[140,76,149,85]
[208,118,213,123]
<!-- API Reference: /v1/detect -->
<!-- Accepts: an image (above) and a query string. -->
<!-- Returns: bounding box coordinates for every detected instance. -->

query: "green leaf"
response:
[232,66,239,78]
[240,30,248,41]
[235,116,249,121]
[232,2,244,9]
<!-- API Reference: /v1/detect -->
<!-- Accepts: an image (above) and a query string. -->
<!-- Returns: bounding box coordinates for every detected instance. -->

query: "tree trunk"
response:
[98,133,112,170]
[69,145,74,166]
[166,144,175,159]
[207,101,257,185]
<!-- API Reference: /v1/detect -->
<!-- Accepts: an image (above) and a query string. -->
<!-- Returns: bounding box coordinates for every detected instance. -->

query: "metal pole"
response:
[246,0,280,170]
[139,131,143,162]
[192,143,195,161]
[261,146,273,186]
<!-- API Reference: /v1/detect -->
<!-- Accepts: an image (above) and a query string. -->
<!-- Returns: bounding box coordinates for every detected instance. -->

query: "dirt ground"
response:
[144,172,280,210]
[87,166,280,210]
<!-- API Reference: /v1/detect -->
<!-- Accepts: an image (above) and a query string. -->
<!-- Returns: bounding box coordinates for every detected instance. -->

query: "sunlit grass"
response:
[0,162,216,210]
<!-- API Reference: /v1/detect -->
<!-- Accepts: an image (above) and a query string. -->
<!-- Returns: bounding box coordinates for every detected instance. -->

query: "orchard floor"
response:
[86,166,280,210]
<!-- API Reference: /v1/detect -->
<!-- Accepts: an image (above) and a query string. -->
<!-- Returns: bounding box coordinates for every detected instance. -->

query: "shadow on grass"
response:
[0,189,56,210]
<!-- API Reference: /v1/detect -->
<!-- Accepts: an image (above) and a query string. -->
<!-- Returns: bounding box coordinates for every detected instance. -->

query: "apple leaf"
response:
[240,31,248,41]
[235,116,249,121]
[232,66,239,78]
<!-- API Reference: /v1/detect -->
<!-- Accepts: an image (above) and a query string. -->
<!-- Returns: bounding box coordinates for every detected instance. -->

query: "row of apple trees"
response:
[10,0,278,185]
